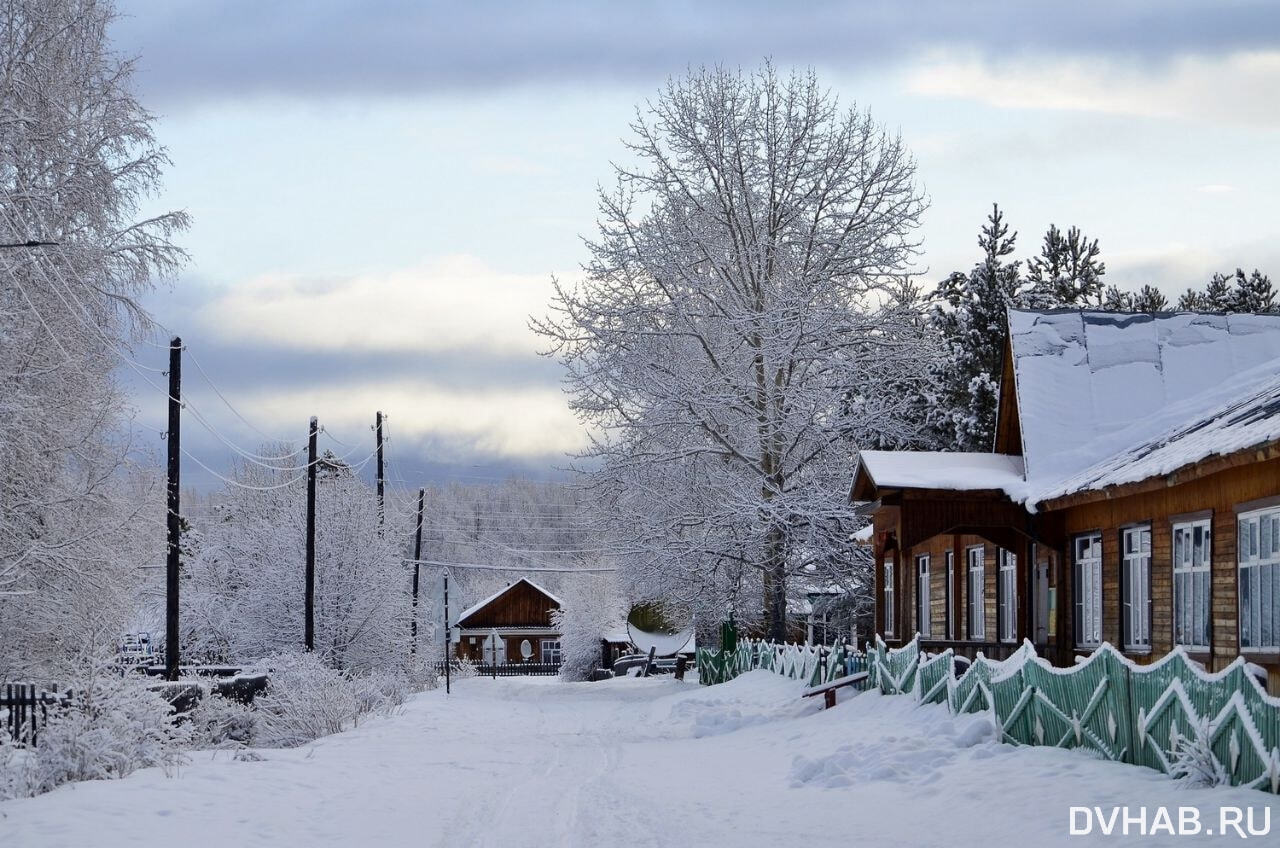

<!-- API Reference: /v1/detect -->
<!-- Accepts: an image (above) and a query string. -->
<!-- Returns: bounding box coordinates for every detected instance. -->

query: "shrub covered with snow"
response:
[552,576,625,681]
[1168,719,1229,788]
[189,693,257,749]
[0,657,189,798]
[253,652,363,748]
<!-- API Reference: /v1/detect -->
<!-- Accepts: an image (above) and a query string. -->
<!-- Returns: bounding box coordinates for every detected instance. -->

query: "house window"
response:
[916,554,931,638]
[1173,518,1211,651]
[540,639,562,664]
[998,549,1017,643]
[1238,507,1280,650]
[1121,525,1152,651]
[967,546,985,640]
[883,556,896,637]
[945,550,955,640]
[1073,533,1102,648]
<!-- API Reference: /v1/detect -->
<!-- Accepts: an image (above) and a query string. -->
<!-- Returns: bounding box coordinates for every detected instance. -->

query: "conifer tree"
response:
[1024,224,1105,307]
[929,204,1021,451]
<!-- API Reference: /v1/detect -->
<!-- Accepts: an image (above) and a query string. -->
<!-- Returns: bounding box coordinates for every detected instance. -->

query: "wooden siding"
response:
[1058,454,1280,692]
[456,580,560,629]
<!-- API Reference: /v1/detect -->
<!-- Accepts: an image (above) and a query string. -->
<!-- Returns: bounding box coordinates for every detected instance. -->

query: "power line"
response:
[406,558,617,574]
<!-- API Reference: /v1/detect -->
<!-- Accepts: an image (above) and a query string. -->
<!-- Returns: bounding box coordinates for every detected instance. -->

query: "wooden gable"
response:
[993,332,1022,456]
[456,578,561,629]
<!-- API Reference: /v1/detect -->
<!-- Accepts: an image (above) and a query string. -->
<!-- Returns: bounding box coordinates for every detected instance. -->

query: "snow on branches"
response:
[534,64,935,639]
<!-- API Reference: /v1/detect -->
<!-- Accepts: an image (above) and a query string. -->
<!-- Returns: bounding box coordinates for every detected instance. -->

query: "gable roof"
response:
[455,577,563,627]
[1036,361,1280,504]
[1008,309,1280,486]
[852,309,1280,510]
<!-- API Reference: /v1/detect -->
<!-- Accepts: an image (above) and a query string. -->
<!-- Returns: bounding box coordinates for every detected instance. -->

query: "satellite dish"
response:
[519,639,533,660]
[626,602,693,658]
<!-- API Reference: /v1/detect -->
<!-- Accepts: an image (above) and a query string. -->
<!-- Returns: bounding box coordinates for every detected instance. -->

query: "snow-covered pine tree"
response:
[1203,272,1235,311]
[1023,224,1106,307]
[1130,284,1169,312]
[1231,268,1276,312]
[928,204,1021,451]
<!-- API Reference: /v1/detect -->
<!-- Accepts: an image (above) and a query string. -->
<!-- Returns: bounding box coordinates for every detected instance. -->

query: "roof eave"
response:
[1036,438,1280,512]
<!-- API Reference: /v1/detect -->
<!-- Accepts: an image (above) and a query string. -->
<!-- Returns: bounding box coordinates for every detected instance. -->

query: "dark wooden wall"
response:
[457,580,559,629]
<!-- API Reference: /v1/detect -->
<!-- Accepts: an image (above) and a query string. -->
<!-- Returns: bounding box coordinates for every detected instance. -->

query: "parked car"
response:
[610,653,683,676]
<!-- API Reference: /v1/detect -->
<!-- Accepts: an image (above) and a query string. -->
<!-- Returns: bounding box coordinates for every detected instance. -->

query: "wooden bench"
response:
[801,671,869,709]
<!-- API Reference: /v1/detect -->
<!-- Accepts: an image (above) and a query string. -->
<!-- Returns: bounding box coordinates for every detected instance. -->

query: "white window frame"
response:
[945,550,955,640]
[967,546,985,640]
[883,556,896,637]
[1172,518,1211,651]
[1074,533,1103,649]
[998,549,1017,643]
[1237,507,1280,650]
[540,639,561,664]
[916,554,931,638]
[1121,525,1152,652]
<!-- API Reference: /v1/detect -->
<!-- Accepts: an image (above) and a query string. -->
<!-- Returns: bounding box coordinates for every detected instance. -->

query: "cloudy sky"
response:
[111,0,1280,491]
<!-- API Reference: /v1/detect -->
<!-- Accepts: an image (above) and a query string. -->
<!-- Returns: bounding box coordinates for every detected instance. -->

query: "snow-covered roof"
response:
[1037,360,1280,503]
[1008,309,1280,484]
[454,577,563,626]
[856,451,1028,500]
[853,310,1280,510]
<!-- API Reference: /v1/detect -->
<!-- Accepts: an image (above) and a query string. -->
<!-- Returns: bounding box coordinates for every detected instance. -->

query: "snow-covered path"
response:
[2,672,1273,847]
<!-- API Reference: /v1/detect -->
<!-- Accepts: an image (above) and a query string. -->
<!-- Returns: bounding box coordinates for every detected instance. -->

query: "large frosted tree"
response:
[0,0,187,676]
[535,65,930,640]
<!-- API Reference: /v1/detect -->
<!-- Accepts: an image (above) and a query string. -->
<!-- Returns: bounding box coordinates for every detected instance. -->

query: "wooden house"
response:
[452,578,563,665]
[853,309,1280,693]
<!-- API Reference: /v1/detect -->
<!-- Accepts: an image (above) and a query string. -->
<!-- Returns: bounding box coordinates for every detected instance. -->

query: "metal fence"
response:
[869,636,1280,795]
[434,661,562,677]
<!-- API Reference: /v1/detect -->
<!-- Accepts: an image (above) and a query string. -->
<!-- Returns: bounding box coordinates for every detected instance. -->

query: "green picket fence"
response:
[697,638,869,690]
[868,636,1280,794]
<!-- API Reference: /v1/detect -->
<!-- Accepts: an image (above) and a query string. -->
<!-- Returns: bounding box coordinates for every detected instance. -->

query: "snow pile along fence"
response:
[870,635,1280,794]
[697,638,869,690]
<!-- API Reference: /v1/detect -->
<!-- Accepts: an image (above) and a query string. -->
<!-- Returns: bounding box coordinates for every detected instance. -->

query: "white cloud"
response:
[1197,183,1236,194]
[906,50,1280,128]
[200,255,566,357]
[217,379,585,459]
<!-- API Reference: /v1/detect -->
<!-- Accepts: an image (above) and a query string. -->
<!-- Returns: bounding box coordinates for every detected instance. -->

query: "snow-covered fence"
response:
[697,639,869,690]
[871,635,1280,794]
[1,684,65,746]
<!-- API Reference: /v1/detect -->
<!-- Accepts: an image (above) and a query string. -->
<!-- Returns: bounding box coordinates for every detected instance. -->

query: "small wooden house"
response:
[453,578,563,665]
[854,309,1280,693]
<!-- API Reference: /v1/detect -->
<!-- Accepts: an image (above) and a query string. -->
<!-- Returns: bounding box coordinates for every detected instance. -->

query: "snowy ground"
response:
[1,671,1274,847]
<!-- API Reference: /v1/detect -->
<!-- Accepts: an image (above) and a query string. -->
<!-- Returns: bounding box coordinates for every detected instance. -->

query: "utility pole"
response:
[410,487,424,654]
[375,410,385,530]
[165,337,182,682]
[305,416,318,651]
[443,569,451,695]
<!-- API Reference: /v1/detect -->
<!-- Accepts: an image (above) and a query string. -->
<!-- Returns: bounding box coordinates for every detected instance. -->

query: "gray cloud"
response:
[113,1,1280,108]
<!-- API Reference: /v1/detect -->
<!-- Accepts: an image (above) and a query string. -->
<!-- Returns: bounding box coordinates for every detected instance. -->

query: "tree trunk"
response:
[763,521,787,642]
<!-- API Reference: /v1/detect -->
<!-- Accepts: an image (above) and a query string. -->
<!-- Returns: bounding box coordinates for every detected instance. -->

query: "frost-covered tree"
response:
[535,65,928,640]
[928,204,1021,451]
[552,575,624,681]
[1174,268,1275,313]
[1102,283,1168,312]
[1023,224,1106,308]
[0,0,186,677]
[181,450,411,672]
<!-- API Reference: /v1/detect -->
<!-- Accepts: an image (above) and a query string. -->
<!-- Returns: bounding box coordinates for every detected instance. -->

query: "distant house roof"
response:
[455,577,563,628]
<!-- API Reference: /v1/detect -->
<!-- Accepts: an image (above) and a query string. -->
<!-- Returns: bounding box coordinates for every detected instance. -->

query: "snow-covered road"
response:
[2,672,1273,847]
